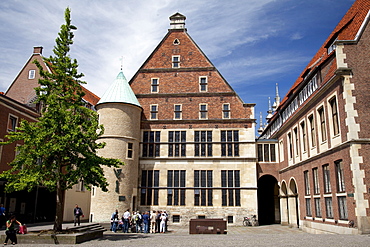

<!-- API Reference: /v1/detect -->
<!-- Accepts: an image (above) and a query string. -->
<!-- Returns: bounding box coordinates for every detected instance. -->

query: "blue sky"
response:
[0,0,355,129]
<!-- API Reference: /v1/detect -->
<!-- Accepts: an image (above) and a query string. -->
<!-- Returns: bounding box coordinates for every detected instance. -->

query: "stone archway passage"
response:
[257,175,281,225]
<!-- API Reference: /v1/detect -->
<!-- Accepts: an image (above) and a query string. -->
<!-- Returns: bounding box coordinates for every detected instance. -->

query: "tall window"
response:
[329,97,339,136]
[312,168,320,194]
[287,133,293,159]
[127,142,133,158]
[199,104,208,119]
[335,160,345,192]
[194,131,212,157]
[294,128,299,156]
[325,197,333,218]
[7,115,18,132]
[221,130,239,157]
[199,76,207,92]
[150,105,158,120]
[172,55,180,68]
[257,144,276,162]
[223,104,230,119]
[167,170,186,206]
[306,198,312,216]
[318,107,327,142]
[194,170,213,206]
[168,131,186,157]
[323,164,331,193]
[304,170,310,195]
[174,104,182,120]
[141,170,159,205]
[151,78,159,93]
[221,170,240,206]
[142,131,161,157]
[314,198,321,217]
[300,121,307,152]
[308,115,316,147]
[338,196,348,220]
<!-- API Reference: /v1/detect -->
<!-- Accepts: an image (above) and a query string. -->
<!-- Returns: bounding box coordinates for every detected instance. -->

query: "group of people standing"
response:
[110,209,169,234]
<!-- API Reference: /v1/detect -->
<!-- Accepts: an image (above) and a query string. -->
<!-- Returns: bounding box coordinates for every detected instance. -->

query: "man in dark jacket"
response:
[73,204,83,226]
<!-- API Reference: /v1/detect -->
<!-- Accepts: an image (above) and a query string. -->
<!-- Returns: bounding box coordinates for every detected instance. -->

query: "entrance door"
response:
[257,175,280,225]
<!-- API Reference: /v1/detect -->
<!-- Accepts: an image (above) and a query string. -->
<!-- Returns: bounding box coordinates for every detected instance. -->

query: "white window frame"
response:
[199,104,208,119]
[172,55,180,68]
[199,76,208,92]
[150,104,158,120]
[28,69,36,79]
[327,94,340,137]
[151,78,159,93]
[317,105,327,143]
[300,120,307,153]
[174,104,182,120]
[7,114,18,132]
[222,103,230,119]
[127,142,134,159]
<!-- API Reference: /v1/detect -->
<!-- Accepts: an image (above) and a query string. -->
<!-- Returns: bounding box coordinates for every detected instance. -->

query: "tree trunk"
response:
[54,179,65,232]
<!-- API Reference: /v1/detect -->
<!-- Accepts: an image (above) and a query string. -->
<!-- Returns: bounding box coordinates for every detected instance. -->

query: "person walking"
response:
[143,211,150,233]
[110,209,119,233]
[150,210,157,233]
[122,209,130,233]
[73,204,83,226]
[4,215,21,245]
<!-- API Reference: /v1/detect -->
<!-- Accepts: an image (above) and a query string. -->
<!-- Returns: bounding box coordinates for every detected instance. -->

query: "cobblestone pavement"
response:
[16,224,370,247]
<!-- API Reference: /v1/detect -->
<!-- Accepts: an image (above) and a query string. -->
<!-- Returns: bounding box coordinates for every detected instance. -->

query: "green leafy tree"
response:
[0,7,122,232]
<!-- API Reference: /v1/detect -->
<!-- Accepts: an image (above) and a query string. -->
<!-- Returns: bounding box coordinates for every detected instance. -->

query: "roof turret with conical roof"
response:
[97,70,141,108]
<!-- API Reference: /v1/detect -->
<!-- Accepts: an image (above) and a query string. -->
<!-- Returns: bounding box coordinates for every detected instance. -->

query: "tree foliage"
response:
[0,7,122,231]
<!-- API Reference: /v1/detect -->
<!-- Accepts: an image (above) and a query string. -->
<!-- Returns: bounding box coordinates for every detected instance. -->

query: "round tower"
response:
[90,70,142,222]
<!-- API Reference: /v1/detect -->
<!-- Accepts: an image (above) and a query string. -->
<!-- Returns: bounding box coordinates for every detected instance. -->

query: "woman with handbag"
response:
[4,215,22,245]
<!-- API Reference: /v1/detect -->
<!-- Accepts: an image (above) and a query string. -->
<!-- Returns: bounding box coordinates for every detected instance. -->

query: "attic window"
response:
[327,39,337,54]
[173,38,180,45]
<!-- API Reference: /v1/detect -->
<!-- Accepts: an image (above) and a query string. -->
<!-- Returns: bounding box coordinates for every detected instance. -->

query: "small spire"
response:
[266,97,273,120]
[119,56,123,71]
[258,112,264,135]
[272,83,280,111]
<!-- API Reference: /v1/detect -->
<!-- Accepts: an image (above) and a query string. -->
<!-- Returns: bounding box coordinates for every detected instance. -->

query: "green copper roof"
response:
[97,71,141,107]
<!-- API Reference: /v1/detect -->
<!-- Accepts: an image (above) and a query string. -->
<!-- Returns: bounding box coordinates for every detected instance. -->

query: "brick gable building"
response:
[91,13,257,225]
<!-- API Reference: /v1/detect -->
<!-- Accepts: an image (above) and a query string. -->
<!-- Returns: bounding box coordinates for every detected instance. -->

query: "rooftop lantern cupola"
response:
[169,12,186,30]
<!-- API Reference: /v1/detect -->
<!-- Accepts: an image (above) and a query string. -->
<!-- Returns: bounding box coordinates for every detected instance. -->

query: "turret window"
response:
[127,142,133,159]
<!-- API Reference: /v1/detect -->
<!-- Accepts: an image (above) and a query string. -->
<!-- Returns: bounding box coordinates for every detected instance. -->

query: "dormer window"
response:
[172,55,180,68]
[173,39,180,45]
[327,38,337,54]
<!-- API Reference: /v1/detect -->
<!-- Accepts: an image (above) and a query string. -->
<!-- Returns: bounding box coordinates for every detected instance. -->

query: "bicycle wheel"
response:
[243,220,248,226]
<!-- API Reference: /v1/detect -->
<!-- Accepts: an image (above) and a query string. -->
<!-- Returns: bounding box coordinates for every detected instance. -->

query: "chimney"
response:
[33,46,43,54]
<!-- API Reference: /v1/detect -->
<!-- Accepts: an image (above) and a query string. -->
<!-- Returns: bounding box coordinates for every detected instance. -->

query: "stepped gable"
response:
[277,0,370,112]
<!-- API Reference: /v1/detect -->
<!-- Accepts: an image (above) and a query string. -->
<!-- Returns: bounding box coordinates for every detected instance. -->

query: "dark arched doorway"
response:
[257,175,280,225]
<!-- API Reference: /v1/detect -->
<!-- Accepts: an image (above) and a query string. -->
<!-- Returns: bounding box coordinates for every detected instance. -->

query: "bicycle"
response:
[243,215,259,226]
